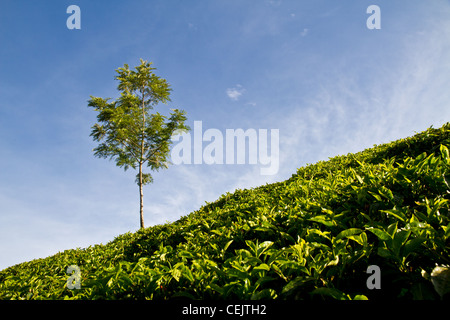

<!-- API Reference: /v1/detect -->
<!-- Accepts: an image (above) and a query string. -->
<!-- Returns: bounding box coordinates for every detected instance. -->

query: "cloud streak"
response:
[226,84,246,101]
[273,15,450,179]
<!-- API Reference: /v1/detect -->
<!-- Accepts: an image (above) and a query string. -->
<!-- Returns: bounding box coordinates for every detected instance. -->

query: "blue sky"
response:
[1,0,449,270]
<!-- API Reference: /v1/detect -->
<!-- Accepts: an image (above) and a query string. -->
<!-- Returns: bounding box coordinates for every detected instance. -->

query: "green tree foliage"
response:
[87,59,189,228]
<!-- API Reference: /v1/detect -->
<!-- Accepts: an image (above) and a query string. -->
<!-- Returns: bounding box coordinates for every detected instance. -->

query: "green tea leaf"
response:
[368,191,382,201]
[348,232,368,246]
[352,295,369,300]
[336,228,363,240]
[366,227,391,241]
[309,215,336,227]
[253,263,270,271]
[402,237,426,257]
[381,209,407,222]
[444,223,450,240]
[440,144,449,159]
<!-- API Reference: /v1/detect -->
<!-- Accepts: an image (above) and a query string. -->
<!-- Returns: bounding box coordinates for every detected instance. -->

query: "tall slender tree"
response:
[88,59,189,229]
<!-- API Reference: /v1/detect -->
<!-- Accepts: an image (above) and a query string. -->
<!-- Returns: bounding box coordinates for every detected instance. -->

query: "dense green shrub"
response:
[1,123,449,300]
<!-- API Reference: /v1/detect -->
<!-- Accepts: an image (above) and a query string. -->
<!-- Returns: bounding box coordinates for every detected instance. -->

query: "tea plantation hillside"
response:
[1,124,449,300]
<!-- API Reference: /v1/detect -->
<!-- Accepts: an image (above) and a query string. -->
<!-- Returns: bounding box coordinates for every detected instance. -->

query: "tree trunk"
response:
[139,86,146,229]
[139,161,144,229]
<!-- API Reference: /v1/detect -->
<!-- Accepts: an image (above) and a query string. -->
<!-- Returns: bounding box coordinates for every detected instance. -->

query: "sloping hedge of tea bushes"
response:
[1,123,449,300]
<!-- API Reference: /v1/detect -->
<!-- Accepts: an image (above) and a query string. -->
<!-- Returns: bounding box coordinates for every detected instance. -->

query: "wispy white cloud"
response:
[273,14,450,177]
[226,84,246,101]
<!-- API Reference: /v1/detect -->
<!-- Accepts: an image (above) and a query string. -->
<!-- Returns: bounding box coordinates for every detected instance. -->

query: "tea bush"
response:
[1,123,449,300]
